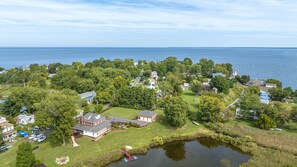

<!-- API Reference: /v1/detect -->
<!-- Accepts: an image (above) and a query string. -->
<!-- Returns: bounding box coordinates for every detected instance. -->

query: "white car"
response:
[37,136,46,142]
[28,134,37,140]
[33,134,44,141]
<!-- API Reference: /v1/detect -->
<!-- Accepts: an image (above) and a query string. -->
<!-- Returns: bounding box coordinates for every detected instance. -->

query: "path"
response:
[226,91,244,109]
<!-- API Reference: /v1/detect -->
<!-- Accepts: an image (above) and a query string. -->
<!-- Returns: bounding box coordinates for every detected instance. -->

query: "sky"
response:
[0,0,297,47]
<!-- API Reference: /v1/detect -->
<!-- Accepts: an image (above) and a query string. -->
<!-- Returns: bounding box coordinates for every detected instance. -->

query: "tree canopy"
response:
[163,97,189,127]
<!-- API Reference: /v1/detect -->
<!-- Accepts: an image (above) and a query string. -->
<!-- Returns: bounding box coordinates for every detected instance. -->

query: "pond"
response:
[107,138,251,167]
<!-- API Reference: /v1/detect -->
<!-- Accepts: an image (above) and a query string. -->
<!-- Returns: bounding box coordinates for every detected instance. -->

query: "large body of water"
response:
[107,138,250,167]
[0,47,296,88]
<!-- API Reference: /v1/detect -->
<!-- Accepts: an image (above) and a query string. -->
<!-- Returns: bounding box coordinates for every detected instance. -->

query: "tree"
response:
[210,76,230,94]
[236,75,250,85]
[199,96,225,123]
[269,87,286,101]
[164,97,189,127]
[2,87,47,116]
[283,87,293,97]
[0,128,5,147]
[35,92,79,146]
[16,142,36,167]
[240,94,261,110]
[190,80,202,95]
[199,59,214,77]
[94,104,103,114]
[290,106,297,122]
[256,114,275,130]
[246,86,260,95]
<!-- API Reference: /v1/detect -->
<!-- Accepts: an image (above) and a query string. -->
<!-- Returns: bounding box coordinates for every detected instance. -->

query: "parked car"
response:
[33,134,44,141]
[28,134,37,140]
[37,136,46,142]
[0,146,8,153]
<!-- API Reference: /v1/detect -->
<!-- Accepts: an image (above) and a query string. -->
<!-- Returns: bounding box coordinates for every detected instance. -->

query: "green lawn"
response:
[182,89,200,112]
[101,107,141,119]
[0,84,13,98]
[0,107,212,167]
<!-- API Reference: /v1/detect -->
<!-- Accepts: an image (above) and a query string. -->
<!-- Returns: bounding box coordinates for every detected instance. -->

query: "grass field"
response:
[181,89,200,112]
[0,107,212,167]
[0,84,13,98]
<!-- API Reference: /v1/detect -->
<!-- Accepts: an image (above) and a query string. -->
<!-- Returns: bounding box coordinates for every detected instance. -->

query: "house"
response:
[231,70,238,78]
[151,71,159,80]
[266,83,277,88]
[0,116,17,142]
[80,91,96,103]
[137,110,157,122]
[248,79,269,92]
[147,81,157,89]
[213,72,226,78]
[73,113,111,140]
[48,74,56,78]
[0,99,5,104]
[260,91,270,104]
[182,83,190,90]
[16,114,35,125]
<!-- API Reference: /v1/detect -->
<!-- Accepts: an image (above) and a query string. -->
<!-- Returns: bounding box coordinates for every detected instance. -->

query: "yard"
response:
[0,107,212,167]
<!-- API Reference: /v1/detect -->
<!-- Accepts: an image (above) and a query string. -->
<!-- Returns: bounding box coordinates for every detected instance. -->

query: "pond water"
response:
[107,138,250,167]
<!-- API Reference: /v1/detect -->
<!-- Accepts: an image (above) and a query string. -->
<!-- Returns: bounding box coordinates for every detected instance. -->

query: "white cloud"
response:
[0,0,297,33]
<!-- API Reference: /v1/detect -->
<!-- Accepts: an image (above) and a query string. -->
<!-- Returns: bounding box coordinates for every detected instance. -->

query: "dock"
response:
[121,148,137,162]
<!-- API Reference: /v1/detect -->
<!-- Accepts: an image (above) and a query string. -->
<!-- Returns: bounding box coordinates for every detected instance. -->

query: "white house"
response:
[266,83,277,88]
[16,114,35,125]
[73,113,111,140]
[0,116,17,142]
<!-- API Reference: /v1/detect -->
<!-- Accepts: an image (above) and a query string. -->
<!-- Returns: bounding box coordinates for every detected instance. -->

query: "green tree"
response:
[240,94,261,110]
[256,114,275,130]
[283,87,293,97]
[199,96,225,122]
[94,104,103,114]
[0,128,5,147]
[210,76,230,94]
[164,97,189,127]
[269,87,286,101]
[235,75,250,85]
[35,92,79,146]
[190,80,202,95]
[199,59,214,77]
[290,106,297,122]
[246,86,260,95]
[16,142,36,167]
[3,87,47,116]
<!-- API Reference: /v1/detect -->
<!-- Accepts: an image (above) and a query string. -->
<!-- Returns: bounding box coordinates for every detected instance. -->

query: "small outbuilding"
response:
[137,110,157,122]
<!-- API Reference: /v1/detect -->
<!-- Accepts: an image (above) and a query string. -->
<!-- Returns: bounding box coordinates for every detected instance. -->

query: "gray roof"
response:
[110,116,130,123]
[130,120,150,127]
[138,110,156,118]
[0,100,5,104]
[82,113,105,123]
[73,120,111,133]
[80,91,96,99]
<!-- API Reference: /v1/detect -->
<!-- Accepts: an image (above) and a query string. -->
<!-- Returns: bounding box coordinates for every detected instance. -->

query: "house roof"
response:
[17,114,35,122]
[138,110,156,118]
[0,100,5,104]
[110,116,130,123]
[82,113,105,123]
[79,91,96,99]
[73,120,111,133]
[130,120,150,127]
[0,121,14,128]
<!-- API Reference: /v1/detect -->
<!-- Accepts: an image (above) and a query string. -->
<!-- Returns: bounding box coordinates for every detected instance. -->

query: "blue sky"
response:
[0,0,297,47]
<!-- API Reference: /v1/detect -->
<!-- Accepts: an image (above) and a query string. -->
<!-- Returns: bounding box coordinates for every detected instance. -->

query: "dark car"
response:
[0,146,8,153]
